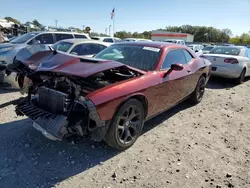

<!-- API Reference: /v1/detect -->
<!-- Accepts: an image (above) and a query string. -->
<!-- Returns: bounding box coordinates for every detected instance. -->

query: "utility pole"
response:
[82,25,85,32]
[105,28,107,35]
[55,20,58,29]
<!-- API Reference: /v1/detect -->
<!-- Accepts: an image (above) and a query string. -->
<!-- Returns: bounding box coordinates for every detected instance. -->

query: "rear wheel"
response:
[189,76,206,105]
[105,99,145,150]
[236,68,246,84]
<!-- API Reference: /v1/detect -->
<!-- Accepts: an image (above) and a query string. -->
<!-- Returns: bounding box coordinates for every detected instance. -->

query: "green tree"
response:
[4,17,20,24]
[32,19,42,28]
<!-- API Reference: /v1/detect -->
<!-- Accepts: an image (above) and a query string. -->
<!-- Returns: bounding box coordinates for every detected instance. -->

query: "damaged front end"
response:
[15,64,141,142]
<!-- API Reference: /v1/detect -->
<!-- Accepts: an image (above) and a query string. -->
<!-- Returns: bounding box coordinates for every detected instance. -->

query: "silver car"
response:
[51,39,111,57]
[201,46,250,84]
[0,32,90,83]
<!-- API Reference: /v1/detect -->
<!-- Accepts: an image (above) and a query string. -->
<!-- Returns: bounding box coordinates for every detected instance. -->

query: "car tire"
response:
[236,68,246,84]
[189,76,206,105]
[105,98,145,150]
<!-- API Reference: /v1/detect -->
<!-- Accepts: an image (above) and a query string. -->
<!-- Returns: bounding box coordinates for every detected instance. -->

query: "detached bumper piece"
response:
[16,101,68,140]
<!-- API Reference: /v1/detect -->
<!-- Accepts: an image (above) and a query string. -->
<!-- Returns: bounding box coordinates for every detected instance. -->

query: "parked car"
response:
[52,39,111,57]
[200,46,250,84]
[164,39,185,45]
[202,46,215,54]
[0,31,90,66]
[187,44,204,53]
[90,36,121,43]
[9,42,211,150]
[121,38,152,42]
[0,31,90,83]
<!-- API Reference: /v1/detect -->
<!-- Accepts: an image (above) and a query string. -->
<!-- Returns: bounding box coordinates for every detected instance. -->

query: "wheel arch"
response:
[115,93,149,120]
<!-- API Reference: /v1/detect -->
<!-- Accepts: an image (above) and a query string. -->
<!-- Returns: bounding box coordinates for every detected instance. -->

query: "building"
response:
[0,18,15,30]
[151,30,194,42]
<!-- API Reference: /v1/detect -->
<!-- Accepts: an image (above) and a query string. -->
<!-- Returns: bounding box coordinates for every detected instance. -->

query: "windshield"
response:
[203,46,214,51]
[10,33,38,44]
[52,41,73,52]
[95,44,162,71]
[209,47,241,56]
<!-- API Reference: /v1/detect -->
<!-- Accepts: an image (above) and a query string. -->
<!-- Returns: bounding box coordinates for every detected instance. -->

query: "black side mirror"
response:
[164,63,184,77]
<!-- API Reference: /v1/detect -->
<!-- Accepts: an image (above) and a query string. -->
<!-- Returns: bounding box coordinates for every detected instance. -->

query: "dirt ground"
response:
[0,77,250,188]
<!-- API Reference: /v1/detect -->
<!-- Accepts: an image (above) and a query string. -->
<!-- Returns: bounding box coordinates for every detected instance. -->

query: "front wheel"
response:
[189,76,206,105]
[105,99,145,150]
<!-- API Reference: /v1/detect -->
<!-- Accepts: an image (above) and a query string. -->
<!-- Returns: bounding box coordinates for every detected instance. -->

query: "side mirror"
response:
[170,63,184,71]
[164,63,184,78]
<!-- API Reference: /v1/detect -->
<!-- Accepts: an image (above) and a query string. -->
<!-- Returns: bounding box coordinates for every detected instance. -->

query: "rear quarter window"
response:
[74,34,87,39]
[55,33,74,42]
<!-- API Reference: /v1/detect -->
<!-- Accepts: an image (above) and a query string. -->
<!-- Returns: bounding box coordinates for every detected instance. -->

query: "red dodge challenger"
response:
[10,42,211,150]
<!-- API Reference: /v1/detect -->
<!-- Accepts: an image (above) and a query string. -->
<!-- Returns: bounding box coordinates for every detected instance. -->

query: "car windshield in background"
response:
[209,47,241,56]
[165,40,175,43]
[203,46,214,51]
[10,32,38,44]
[52,41,73,52]
[188,45,194,49]
[95,44,162,71]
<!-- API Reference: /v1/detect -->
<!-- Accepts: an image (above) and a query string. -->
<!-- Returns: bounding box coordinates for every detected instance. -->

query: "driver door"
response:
[154,49,192,113]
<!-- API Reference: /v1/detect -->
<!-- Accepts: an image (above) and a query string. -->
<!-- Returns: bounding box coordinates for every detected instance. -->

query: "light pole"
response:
[55,20,58,29]
[109,25,112,36]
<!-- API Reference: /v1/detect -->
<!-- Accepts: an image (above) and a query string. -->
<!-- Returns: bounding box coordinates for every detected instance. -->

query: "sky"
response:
[1,0,250,36]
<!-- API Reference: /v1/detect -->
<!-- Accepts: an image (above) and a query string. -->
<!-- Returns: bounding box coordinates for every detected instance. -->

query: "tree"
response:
[4,17,20,24]
[32,19,42,28]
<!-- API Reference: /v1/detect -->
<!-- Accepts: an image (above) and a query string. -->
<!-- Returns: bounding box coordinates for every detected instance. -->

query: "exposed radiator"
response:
[38,87,68,114]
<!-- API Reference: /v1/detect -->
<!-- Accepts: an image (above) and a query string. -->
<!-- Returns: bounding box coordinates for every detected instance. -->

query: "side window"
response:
[103,38,114,43]
[55,34,73,42]
[74,34,87,39]
[33,34,54,44]
[162,49,187,69]
[182,50,193,63]
[70,43,105,56]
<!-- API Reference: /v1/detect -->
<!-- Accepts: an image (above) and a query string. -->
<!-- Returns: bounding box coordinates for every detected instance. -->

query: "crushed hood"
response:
[20,51,138,78]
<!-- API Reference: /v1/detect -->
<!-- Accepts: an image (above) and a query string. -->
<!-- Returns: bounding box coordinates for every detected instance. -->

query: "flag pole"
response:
[113,7,115,37]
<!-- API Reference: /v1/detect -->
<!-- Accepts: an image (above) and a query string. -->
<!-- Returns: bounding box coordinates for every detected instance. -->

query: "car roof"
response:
[112,41,185,49]
[214,46,245,49]
[29,31,89,35]
[56,38,111,46]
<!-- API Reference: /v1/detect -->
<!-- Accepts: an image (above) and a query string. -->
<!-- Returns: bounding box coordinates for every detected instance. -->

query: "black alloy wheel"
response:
[105,99,144,150]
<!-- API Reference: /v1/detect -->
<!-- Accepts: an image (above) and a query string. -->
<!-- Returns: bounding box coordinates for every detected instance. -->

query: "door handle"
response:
[187,70,191,73]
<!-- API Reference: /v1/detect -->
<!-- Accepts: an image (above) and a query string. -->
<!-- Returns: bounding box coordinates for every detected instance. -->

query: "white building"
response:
[0,18,15,29]
[151,30,194,42]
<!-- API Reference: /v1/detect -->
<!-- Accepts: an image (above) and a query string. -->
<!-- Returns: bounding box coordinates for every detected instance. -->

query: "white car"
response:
[201,46,250,84]
[187,44,204,53]
[90,36,121,43]
[121,38,152,42]
[52,39,111,57]
[164,39,185,45]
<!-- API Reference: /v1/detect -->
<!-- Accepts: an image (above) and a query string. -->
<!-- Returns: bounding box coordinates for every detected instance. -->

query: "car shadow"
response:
[206,76,238,89]
[0,101,193,188]
[206,76,250,89]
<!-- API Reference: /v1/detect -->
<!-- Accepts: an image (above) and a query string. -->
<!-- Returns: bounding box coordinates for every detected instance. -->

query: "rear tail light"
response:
[224,58,239,64]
